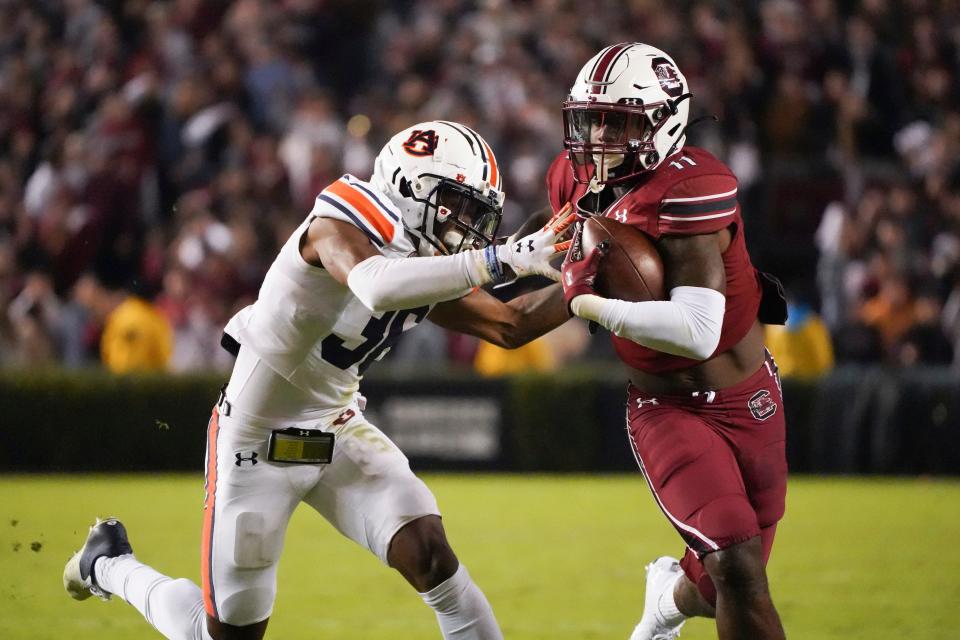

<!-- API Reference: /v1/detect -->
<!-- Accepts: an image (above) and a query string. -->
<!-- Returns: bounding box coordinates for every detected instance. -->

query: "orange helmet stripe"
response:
[481,138,499,189]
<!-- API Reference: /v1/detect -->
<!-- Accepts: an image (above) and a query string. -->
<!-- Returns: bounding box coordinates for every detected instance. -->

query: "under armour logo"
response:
[235,451,258,467]
[612,209,628,223]
[636,397,659,407]
[514,239,535,253]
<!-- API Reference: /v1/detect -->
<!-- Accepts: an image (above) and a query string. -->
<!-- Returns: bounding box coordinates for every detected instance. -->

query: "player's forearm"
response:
[348,205,573,313]
[501,283,569,348]
[347,251,494,312]
[572,286,725,360]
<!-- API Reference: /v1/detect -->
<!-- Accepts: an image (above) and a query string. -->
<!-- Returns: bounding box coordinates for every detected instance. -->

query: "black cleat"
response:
[63,517,133,601]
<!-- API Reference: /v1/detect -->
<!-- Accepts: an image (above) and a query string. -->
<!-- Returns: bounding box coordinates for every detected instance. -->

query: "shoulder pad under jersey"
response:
[651,148,740,236]
[310,174,409,250]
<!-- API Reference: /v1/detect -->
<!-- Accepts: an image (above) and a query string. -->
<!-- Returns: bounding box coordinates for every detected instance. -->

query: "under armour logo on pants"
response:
[235,451,258,466]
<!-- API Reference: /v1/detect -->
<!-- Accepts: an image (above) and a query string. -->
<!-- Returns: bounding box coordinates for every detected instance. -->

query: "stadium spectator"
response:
[474,336,555,377]
[894,289,954,367]
[859,271,919,356]
[154,266,235,372]
[941,271,960,372]
[6,270,61,366]
[73,273,173,373]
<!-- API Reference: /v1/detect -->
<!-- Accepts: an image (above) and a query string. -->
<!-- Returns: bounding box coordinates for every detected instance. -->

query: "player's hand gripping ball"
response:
[561,221,608,312]
[574,216,665,303]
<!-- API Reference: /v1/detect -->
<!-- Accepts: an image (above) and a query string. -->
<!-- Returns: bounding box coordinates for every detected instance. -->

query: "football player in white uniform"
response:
[64,121,574,640]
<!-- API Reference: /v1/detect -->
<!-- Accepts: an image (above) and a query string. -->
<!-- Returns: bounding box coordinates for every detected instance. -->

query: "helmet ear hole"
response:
[399,178,413,198]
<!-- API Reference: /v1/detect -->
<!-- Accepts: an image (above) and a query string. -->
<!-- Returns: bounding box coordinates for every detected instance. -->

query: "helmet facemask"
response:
[404,174,503,255]
[563,101,673,187]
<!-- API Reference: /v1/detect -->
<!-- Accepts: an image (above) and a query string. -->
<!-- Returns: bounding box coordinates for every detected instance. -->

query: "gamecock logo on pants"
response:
[748,390,777,421]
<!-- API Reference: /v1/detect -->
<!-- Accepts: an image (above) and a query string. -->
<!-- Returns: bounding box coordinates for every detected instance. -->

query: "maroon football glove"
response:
[561,222,610,313]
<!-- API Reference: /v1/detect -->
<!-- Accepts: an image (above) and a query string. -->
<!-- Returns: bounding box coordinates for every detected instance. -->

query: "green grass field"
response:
[1,474,957,639]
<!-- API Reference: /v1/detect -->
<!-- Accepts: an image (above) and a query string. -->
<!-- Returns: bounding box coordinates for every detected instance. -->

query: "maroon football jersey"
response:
[546,146,762,373]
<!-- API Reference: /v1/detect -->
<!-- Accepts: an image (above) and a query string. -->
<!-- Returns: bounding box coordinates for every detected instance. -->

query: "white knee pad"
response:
[212,511,285,626]
[233,511,284,569]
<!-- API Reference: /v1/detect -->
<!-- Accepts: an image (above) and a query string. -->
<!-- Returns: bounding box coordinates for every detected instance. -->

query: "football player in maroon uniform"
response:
[557,44,789,640]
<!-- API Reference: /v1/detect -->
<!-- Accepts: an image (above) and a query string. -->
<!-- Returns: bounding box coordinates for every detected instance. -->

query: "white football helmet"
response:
[371,120,505,256]
[563,43,691,186]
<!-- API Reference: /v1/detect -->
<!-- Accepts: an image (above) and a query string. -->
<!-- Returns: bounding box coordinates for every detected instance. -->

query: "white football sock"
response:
[656,572,686,626]
[95,555,213,640]
[419,564,503,640]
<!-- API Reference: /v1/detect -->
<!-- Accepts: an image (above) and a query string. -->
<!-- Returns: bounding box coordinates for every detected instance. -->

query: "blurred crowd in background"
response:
[3,0,960,378]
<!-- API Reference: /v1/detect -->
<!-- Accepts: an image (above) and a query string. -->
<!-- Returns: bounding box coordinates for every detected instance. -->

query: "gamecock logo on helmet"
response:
[651,57,683,97]
[402,129,439,157]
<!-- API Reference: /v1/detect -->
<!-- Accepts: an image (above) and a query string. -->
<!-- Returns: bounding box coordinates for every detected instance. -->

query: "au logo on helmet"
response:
[402,129,439,157]
[651,57,683,97]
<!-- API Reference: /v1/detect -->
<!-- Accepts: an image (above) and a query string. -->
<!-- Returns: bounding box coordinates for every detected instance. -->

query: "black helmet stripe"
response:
[463,125,491,183]
[438,120,476,153]
[441,121,489,183]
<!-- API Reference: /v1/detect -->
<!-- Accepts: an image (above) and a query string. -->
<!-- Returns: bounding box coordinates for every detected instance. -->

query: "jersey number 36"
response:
[321,306,430,374]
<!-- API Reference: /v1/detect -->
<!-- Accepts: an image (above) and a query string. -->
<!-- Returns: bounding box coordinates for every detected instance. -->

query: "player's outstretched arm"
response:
[562,229,728,360]
[305,208,575,313]
[308,217,488,311]
[427,284,569,349]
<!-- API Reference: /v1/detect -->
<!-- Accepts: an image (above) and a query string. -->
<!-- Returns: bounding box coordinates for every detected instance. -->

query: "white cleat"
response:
[63,517,133,601]
[630,556,686,640]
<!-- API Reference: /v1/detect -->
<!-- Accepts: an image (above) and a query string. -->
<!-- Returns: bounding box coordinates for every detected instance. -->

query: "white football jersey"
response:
[225,174,438,409]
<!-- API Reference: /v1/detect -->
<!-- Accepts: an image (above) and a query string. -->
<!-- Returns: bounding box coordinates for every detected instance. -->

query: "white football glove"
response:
[482,203,576,283]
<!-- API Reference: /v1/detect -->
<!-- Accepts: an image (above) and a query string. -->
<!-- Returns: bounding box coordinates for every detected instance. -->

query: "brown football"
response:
[580,216,664,302]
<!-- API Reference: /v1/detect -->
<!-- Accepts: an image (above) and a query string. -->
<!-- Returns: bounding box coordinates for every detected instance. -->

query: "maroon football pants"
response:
[626,352,787,606]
